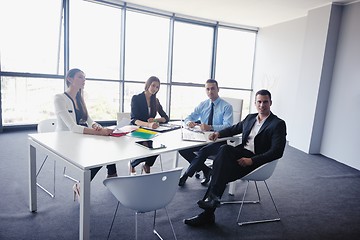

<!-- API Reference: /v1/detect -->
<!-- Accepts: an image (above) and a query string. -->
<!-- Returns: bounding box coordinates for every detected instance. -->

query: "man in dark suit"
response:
[184,89,287,227]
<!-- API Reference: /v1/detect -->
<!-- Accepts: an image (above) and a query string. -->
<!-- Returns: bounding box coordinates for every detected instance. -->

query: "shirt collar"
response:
[210,97,221,106]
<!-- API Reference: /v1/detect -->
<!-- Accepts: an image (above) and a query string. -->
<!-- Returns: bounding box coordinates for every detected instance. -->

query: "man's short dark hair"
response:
[206,79,219,88]
[255,89,272,100]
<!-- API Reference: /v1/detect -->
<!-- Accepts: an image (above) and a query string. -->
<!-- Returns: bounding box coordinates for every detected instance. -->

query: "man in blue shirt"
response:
[179,79,233,186]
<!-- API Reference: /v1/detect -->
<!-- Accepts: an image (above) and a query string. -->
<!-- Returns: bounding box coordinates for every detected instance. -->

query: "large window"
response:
[0,1,256,128]
[69,0,121,79]
[170,86,207,120]
[1,77,63,125]
[0,0,63,74]
[215,27,256,89]
[124,11,170,82]
[0,0,64,125]
[172,21,214,84]
[83,80,120,120]
[123,82,167,114]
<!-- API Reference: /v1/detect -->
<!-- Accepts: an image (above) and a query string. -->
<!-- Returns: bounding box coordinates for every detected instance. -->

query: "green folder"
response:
[128,130,157,139]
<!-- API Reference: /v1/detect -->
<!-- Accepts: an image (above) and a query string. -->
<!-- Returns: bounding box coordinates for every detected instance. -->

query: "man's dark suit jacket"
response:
[130,92,169,125]
[218,112,287,168]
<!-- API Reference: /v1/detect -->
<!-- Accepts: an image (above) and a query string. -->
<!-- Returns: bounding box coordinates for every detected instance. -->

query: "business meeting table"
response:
[28,127,217,240]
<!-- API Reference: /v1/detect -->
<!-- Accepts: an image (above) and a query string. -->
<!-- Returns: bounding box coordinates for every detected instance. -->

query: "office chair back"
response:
[116,112,131,126]
[222,97,243,123]
[103,167,183,213]
[37,118,57,133]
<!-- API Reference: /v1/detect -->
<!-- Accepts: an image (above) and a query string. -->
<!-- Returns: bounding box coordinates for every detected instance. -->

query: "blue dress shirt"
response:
[185,97,233,131]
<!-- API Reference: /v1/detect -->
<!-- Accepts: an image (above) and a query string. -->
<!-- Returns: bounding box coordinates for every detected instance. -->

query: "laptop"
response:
[181,126,207,142]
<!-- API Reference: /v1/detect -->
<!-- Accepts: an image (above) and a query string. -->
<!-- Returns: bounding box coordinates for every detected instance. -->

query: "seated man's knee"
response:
[219,144,233,153]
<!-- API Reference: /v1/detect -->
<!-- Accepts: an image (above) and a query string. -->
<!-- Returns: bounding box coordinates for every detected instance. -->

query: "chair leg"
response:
[36,156,55,198]
[107,202,120,240]
[264,181,281,219]
[52,159,56,196]
[221,181,260,205]
[63,166,79,183]
[237,180,280,226]
[152,208,177,240]
[159,155,163,171]
[228,181,237,195]
[165,208,177,240]
[135,212,139,240]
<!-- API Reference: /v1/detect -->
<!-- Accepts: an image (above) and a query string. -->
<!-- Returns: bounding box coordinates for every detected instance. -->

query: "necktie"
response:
[208,102,214,125]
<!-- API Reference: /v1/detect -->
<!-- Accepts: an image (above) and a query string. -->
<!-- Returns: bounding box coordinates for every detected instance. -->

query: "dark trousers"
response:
[209,144,255,198]
[90,164,117,181]
[130,155,158,168]
[179,141,226,177]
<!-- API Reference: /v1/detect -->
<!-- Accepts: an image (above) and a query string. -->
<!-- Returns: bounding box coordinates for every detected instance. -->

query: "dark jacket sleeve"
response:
[218,114,257,138]
[156,98,169,123]
[130,93,149,125]
[251,117,287,167]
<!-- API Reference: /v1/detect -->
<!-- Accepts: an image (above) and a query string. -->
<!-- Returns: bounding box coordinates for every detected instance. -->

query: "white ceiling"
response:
[113,0,356,28]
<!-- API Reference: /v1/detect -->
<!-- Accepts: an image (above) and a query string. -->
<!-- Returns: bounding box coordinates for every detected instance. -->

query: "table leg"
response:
[172,151,179,168]
[79,169,91,240]
[29,144,37,212]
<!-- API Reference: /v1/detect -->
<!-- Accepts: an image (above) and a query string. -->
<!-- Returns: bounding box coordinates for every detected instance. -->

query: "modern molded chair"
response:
[36,119,78,198]
[103,167,183,240]
[116,112,131,127]
[222,160,281,226]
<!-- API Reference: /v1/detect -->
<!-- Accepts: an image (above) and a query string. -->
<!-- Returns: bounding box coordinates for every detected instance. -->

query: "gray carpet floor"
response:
[1,129,360,240]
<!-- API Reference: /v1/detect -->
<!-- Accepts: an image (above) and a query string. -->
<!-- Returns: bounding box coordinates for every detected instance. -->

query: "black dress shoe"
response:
[200,169,212,185]
[178,174,188,186]
[197,196,221,209]
[184,212,215,227]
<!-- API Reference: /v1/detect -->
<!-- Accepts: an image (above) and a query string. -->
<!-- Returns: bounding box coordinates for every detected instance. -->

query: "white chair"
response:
[222,160,281,226]
[222,97,243,123]
[116,112,131,127]
[103,167,183,240]
[36,119,78,198]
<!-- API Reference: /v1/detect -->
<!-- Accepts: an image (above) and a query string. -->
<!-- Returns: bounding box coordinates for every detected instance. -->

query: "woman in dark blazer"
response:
[129,76,169,175]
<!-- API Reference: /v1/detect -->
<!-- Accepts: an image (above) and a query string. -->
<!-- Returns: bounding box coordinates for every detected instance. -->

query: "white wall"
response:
[254,2,360,170]
[321,2,360,170]
[253,17,307,145]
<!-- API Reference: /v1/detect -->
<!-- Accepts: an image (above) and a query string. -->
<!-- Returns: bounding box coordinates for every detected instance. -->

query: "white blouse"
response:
[54,93,95,134]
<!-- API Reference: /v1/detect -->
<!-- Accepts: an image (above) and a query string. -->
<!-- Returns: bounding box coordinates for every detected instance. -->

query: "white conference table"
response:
[28,128,215,240]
